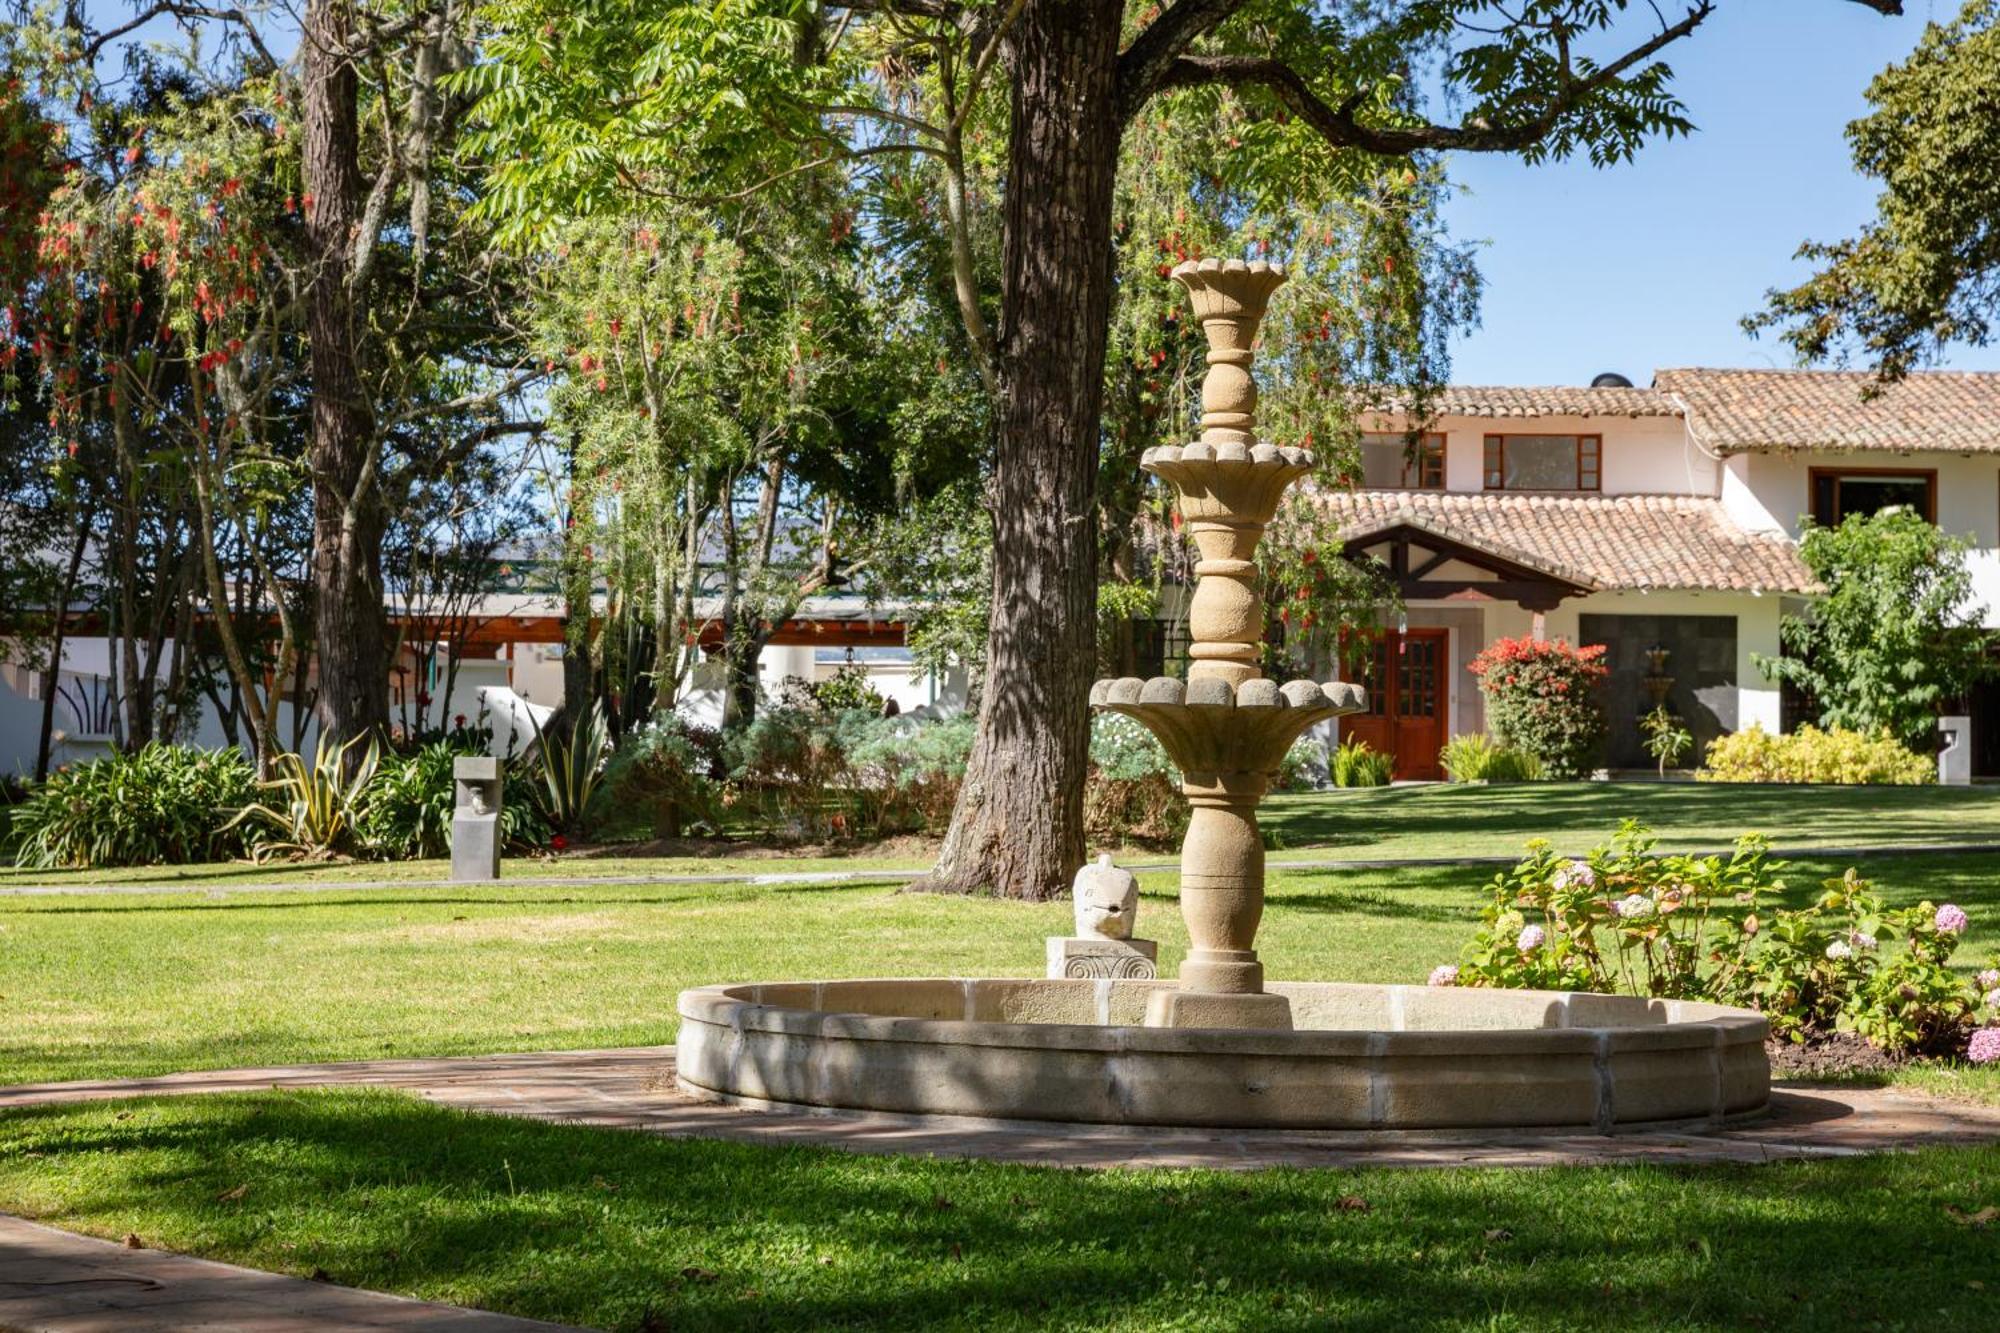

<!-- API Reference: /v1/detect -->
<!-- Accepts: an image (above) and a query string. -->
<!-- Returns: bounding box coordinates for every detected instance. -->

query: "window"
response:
[1483,435,1601,491]
[1358,433,1446,490]
[1809,467,1936,526]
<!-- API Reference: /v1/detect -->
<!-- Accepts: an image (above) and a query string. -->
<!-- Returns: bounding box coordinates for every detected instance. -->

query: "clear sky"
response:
[1441,0,1999,386]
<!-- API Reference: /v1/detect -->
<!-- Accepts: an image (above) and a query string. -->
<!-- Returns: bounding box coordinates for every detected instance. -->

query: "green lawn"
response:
[5,782,1999,891]
[5,848,1999,1099]
[2,1091,1997,1332]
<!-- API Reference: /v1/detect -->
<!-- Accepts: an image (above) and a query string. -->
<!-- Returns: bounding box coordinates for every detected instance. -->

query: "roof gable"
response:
[1655,367,2000,455]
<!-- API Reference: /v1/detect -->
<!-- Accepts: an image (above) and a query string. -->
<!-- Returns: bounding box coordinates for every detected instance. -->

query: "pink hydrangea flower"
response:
[1979,969,2000,991]
[1428,964,1459,987]
[1969,1028,2000,1065]
[1936,904,1970,935]
[1613,893,1654,920]
[1984,989,2000,1011]
[1850,932,1878,953]
[1517,924,1545,953]
[1552,859,1595,891]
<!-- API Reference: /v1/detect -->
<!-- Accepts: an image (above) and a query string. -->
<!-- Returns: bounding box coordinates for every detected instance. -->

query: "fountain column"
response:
[1090,257,1366,1032]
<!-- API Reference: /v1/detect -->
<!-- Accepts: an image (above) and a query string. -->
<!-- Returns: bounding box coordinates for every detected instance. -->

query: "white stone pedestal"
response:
[1046,936,1158,980]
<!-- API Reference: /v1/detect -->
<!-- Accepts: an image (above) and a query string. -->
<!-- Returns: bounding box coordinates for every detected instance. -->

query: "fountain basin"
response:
[676,979,1769,1132]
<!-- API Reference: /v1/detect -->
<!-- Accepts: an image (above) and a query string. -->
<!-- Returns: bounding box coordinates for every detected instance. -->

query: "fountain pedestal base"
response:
[1145,987,1294,1031]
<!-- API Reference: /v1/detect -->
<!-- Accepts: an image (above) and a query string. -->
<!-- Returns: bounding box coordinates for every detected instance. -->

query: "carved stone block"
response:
[1046,936,1158,980]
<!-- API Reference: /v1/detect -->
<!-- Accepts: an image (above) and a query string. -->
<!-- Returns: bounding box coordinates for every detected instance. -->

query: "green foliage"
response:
[592,718,726,841]
[1274,737,1328,792]
[1757,509,1996,751]
[1698,723,1935,786]
[1444,823,1994,1056]
[1083,770,1189,848]
[361,742,553,859]
[1438,732,1543,783]
[1640,707,1694,776]
[7,745,258,869]
[1089,712,1177,782]
[1750,1,2000,380]
[228,735,380,862]
[779,665,884,718]
[1330,738,1393,788]
[1468,636,1609,780]
[721,708,973,843]
[527,702,612,836]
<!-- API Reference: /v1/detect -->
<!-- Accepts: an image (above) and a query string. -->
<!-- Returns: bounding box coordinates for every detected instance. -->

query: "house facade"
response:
[1322,368,2000,780]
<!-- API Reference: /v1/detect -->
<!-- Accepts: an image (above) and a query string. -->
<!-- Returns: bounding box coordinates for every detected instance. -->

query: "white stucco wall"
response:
[1394,413,1715,497]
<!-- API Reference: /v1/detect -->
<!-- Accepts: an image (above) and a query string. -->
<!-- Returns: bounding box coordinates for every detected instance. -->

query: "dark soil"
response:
[1765,1031,1908,1079]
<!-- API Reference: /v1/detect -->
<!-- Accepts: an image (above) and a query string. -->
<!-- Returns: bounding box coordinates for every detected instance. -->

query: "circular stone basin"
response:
[677,979,1770,1132]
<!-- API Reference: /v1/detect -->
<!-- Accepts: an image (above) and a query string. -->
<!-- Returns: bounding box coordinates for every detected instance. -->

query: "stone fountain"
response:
[1092,257,1365,1032]
[672,258,1773,1134]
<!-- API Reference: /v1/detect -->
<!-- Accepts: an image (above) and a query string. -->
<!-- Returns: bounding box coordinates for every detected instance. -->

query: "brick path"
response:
[9,1046,2000,1171]
[7,1048,2000,1331]
[0,1214,587,1332]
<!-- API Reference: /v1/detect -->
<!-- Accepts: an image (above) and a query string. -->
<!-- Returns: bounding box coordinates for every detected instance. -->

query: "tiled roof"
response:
[1313,489,1816,595]
[1655,368,2000,454]
[1367,385,1682,420]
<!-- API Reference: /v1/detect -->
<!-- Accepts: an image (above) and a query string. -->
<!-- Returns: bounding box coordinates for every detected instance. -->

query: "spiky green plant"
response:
[227,733,380,861]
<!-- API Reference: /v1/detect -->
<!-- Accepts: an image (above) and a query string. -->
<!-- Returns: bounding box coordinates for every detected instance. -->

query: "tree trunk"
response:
[304,0,390,752]
[34,507,92,780]
[918,0,1123,900]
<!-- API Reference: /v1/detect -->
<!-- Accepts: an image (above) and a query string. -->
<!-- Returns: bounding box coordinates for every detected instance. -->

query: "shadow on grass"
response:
[3,1090,1998,1332]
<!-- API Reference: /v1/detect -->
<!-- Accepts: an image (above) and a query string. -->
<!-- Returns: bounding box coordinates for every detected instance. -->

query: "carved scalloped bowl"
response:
[1141,442,1316,527]
[1090,675,1366,780]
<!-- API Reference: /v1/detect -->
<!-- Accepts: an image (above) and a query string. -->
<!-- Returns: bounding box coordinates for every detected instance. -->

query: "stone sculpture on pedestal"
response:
[1047,854,1158,979]
[1089,258,1366,1031]
[451,756,503,882]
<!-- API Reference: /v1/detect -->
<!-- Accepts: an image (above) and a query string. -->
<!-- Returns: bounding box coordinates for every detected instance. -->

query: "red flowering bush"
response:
[1468,636,1609,779]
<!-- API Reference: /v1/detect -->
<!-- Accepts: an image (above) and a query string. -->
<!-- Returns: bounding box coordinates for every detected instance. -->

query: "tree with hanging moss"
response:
[465,0,1899,899]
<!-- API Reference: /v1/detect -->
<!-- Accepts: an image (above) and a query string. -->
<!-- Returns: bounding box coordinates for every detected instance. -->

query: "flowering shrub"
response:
[1697,723,1932,785]
[1467,637,1608,779]
[1437,822,1998,1057]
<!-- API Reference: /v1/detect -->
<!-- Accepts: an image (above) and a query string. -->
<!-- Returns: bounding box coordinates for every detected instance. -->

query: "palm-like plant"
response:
[227,732,380,860]
[527,700,610,835]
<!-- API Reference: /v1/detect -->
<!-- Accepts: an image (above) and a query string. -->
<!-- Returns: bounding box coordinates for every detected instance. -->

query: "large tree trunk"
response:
[918,0,1123,900]
[304,0,390,750]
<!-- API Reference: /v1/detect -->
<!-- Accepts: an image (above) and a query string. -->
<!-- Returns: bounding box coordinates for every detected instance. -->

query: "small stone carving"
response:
[1073,853,1138,940]
[1048,854,1156,980]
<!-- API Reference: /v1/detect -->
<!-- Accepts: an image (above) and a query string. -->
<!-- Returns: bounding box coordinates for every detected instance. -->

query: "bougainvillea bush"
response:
[1435,821,1998,1059]
[1467,636,1608,779]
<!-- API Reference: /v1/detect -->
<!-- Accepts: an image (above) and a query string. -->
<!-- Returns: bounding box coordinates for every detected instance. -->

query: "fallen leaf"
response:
[1335,1196,1370,1213]
[122,1233,143,1250]
[1483,1228,1512,1242]
[114,1112,132,1121]
[1946,1205,1999,1228]
[215,1183,250,1203]
[680,1266,718,1284]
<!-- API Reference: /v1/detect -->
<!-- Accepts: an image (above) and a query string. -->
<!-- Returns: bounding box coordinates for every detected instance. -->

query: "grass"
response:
[4,849,1999,1102]
[5,781,2000,890]
[2,1091,1998,1331]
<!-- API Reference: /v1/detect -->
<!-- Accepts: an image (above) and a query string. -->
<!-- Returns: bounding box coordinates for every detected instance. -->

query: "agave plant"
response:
[527,700,610,836]
[227,732,380,861]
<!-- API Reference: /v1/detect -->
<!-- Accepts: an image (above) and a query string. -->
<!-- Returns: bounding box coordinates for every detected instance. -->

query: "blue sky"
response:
[1441,0,1997,385]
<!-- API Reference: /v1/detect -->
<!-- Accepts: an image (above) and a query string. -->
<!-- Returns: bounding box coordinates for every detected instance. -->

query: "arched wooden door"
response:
[1339,628,1448,781]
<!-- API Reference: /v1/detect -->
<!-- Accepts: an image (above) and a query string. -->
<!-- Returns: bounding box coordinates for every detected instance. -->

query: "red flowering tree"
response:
[1468,636,1610,780]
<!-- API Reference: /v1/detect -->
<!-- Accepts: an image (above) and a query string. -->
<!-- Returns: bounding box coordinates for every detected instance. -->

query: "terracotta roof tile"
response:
[1312,489,1816,595]
[1367,385,1681,420]
[1654,367,2000,454]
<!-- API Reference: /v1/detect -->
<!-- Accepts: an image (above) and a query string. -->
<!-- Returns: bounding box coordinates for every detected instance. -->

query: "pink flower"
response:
[1936,904,1970,935]
[1428,964,1459,987]
[1969,1027,2000,1065]
[1516,924,1545,953]
[1551,859,1595,891]
[1979,969,2000,991]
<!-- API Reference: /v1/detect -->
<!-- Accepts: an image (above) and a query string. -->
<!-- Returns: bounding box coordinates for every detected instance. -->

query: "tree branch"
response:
[1117,0,1249,123]
[1150,3,1717,155]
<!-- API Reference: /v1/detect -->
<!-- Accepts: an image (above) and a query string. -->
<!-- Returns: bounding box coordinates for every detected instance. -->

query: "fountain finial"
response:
[1172,258,1288,447]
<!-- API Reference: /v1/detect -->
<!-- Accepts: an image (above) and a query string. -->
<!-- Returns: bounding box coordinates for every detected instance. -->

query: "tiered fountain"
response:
[675,260,1771,1133]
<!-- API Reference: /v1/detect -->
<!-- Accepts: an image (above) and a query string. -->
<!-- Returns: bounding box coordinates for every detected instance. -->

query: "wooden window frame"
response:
[1482,433,1604,492]
[1359,432,1447,491]
[1807,466,1937,526]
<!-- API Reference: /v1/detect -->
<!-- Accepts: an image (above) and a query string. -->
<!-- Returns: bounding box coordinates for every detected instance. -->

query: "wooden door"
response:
[1339,628,1449,780]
